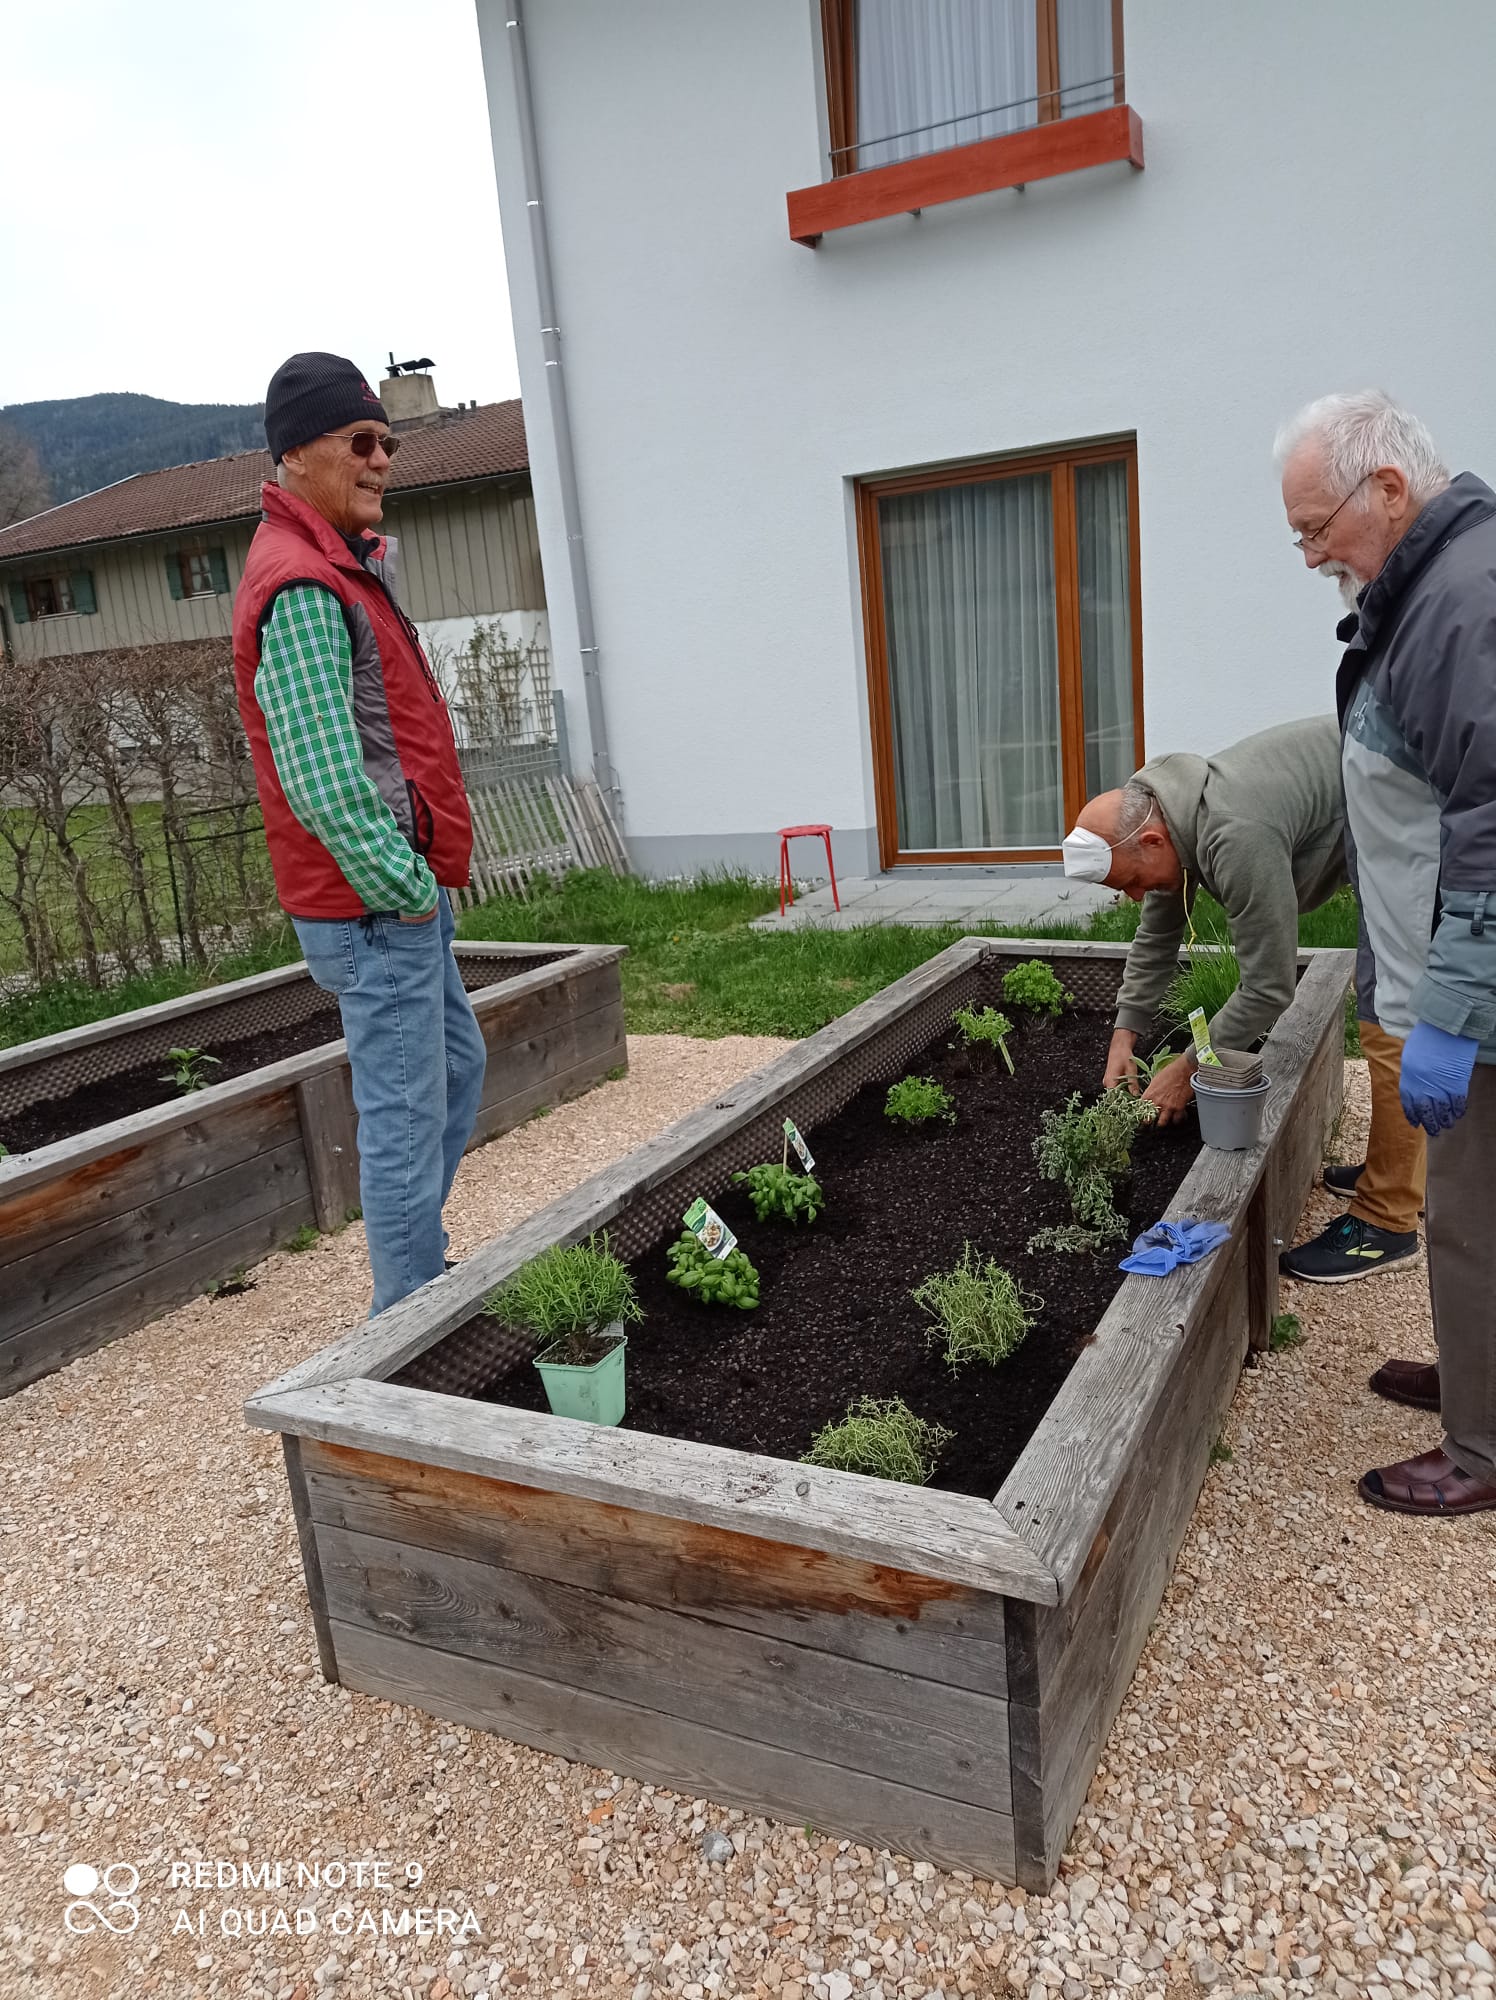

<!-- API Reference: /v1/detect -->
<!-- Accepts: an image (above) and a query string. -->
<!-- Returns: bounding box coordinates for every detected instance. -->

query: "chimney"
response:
[380,352,442,428]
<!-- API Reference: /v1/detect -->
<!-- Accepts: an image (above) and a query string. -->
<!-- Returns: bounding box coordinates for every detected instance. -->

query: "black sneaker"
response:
[1280,1214,1420,1283]
[1323,1161,1366,1197]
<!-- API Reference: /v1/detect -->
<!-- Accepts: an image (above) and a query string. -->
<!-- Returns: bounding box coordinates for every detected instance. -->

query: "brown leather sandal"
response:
[1368,1358,1440,1411]
[1358,1447,1496,1516]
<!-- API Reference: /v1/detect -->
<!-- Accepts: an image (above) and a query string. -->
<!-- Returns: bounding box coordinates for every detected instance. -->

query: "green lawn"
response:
[0,866,1362,1053]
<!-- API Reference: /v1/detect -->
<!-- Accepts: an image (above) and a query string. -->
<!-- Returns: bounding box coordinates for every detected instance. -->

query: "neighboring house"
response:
[0,379,550,751]
[477,0,1496,878]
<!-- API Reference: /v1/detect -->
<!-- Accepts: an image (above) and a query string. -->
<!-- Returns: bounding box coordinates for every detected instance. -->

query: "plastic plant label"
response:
[1188,1006,1223,1067]
[783,1117,815,1174]
[683,1196,737,1262]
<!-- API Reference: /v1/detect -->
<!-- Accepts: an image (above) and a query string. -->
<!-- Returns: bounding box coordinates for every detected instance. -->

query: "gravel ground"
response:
[3,1051,1493,2000]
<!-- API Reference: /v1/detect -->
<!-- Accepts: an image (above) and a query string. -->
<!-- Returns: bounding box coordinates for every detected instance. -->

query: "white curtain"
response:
[881,475,1063,851]
[855,0,1037,168]
[1057,0,1115,115]
[1074,459,1134,798]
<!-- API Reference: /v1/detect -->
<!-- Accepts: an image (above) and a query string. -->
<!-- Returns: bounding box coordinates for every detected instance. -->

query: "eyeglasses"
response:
[1292,471,1371,551]
[321,428,401,460]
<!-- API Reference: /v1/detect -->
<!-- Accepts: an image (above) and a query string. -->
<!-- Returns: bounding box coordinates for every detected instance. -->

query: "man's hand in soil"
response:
[1141,1051,1197,1126]
[1103,1028,1142,1094]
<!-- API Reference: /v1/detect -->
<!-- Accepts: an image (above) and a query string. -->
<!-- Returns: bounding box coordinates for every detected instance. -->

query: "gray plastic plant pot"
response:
[1191,1073,1272,1150]
[533,1324,628,1425]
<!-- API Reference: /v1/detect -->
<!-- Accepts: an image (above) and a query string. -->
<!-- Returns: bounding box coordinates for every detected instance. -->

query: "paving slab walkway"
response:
[751,873,1118,932]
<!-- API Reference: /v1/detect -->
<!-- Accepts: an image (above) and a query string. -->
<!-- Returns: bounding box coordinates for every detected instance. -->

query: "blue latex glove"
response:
[1399,1020,1479,1135]
[1119,1218,1231,1275]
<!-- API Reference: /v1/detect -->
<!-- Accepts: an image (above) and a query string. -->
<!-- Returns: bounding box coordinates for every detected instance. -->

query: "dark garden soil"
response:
[3,1007,345,1154]
[481,1010,1201,1498]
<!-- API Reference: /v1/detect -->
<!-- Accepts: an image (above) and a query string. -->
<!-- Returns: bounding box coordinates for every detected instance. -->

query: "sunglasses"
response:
[320,428,401,459]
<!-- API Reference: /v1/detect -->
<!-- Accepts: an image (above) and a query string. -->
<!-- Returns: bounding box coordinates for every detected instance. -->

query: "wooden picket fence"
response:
[454,768,628,908]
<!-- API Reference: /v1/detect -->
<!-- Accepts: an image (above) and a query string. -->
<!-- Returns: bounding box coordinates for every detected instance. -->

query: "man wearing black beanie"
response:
[231,353,485,1314]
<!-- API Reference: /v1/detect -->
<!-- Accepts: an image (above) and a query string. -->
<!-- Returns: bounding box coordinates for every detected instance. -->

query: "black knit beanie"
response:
[264,353,388,463]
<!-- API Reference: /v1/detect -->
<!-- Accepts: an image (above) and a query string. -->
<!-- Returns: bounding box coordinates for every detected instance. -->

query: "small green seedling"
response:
[1270,1312,1304,1352]
[951,1005,1015,1074]
[205,1265,256,1300]
[1209,1436,1234,1466]
[802,1396,952,1485]
[732,1162,823,1226]
[912,1245,1040,1370]
[486,1234,643,1357]
[160,1046,222,1093]
[284,1224,320,1254]
[1033,1086,1157,1245]
[884,1075,955,1126]
[1001,960,1074,1021]
[665,1232,760,1308]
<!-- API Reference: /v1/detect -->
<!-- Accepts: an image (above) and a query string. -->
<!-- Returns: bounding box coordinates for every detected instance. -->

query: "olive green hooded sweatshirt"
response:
[1114,716,1346,1051]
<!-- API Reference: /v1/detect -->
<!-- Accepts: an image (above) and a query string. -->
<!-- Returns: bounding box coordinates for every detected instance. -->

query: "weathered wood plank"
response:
[995,948,1352,1598]
[318,1522,1010,1809]
[247,1378,1059,1604]
[1,1193,313,1396]
[474,994,624,1116]
[333,1620,1018,1880]
[470,1036,627,1150]
[297,1068,362,1234]
[283,1435,340,1685]
[0,1091,302,1270]
[246,938,988,1400]
[300,1438,1009,1696]
[0,1140,312,1343]
[1007,1227,1252,1887]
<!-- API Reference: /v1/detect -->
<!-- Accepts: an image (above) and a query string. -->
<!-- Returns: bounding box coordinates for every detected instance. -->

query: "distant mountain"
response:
[0,392,265,506]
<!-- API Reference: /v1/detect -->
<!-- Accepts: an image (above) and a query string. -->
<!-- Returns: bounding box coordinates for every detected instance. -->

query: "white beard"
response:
[1320,561,1365,613]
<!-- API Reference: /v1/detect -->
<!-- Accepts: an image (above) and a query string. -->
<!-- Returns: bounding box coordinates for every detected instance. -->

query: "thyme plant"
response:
[801,1396,952,1484]
[911,1244,1040,1370]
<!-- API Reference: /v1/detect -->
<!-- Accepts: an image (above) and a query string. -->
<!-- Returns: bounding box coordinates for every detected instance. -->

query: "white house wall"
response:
[478,0,1496,880]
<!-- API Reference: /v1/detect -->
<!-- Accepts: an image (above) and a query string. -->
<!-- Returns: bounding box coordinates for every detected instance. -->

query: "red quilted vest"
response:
[232,484,472,917]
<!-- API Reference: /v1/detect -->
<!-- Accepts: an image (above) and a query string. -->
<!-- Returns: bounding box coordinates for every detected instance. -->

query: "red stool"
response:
[777,824,840,917]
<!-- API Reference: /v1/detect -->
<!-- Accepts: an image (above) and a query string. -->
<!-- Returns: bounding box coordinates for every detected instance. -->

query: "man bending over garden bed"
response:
[1063,718,1425,1284]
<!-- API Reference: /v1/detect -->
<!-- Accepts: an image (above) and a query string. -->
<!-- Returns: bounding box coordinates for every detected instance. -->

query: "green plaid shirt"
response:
[255,585,438,915]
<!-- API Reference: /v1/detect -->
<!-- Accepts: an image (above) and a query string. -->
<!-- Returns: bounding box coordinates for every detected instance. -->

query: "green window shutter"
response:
[208,548,230,595]
[8,584,30,624]
[166,554,185,601]
[69,571,97,615]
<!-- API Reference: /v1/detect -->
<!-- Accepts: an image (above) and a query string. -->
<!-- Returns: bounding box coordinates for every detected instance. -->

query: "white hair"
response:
[1274,390,1450,505]
[1115,783,1154,841]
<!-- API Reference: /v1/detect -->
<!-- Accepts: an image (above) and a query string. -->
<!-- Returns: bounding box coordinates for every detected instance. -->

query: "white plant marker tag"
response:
[683,1196,736,1261]
[783,1117,815,1175]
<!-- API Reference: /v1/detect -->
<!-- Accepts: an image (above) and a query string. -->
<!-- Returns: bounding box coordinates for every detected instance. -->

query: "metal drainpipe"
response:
[506,0,623,828]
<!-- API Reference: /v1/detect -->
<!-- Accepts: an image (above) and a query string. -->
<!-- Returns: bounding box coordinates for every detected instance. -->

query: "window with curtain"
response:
[825,0,1121,173]
[859,443,1139,862]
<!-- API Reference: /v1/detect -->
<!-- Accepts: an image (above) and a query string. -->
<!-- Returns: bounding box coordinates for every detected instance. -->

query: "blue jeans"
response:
[293,892,487,1315]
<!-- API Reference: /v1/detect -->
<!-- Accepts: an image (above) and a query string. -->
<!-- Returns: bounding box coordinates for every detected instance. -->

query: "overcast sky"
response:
[0,0,520,412]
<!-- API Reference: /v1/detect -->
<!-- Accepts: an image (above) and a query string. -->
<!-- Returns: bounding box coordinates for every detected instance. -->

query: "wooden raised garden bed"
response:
[1,942,625,1398]
[246,939,1349,1888]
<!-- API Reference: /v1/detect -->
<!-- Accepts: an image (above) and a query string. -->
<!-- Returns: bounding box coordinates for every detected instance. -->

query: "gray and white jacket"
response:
[1335,471,1496,1063]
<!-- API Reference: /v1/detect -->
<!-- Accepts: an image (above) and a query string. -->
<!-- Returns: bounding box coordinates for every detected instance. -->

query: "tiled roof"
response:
[0,400,529,563]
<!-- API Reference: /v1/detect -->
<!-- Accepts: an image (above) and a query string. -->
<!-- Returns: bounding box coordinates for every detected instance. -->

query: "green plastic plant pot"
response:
[533,1325,627,1425]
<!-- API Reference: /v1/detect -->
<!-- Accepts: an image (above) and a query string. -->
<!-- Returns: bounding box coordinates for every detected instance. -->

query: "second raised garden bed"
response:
[247,938,1350,1889]
[0,942,625,1397]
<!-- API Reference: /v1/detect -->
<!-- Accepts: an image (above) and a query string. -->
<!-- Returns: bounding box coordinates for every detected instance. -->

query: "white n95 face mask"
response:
[1061,827,1114,882]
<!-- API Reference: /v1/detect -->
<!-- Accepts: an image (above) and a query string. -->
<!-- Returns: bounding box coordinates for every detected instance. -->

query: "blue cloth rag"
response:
[1118,1218,1232,1275]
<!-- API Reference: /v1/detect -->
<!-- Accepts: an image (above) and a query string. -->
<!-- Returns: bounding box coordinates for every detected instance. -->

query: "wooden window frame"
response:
[822,0,1126,176]
[855,439,1144,870]
[179,549,217,598]
[25,575,72,620]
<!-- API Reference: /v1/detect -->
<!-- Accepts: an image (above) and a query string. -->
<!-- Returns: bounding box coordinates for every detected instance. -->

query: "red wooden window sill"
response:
[786,103,1143,247]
